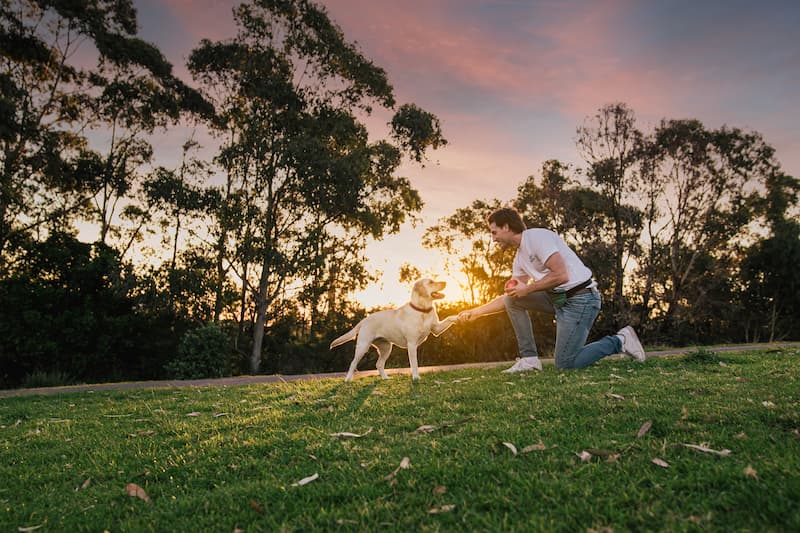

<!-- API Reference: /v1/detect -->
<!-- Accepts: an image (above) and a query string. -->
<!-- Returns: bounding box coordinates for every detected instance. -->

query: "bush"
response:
[684,348,719,364]
[165,323,233,379]
[20,370,76,389]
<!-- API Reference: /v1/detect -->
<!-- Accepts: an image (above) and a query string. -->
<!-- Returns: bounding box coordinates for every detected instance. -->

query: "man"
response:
[458,207,645,372]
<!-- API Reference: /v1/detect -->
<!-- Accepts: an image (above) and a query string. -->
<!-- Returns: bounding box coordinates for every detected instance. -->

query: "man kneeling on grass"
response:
[457,207,645,372]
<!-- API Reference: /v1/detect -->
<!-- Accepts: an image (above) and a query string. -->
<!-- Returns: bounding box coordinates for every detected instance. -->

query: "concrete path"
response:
[1,342,797,398]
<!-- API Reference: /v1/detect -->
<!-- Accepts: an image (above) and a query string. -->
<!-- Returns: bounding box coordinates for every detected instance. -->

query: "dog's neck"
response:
[409,301,433,313]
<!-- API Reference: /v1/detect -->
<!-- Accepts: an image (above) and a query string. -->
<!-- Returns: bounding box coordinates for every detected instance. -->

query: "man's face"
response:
[489,222,516,248]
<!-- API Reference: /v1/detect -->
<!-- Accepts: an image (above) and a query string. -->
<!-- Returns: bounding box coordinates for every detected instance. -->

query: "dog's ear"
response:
[412,278,430,298]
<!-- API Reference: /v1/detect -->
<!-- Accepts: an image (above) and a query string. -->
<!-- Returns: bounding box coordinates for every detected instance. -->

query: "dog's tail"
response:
[329,322,362,349]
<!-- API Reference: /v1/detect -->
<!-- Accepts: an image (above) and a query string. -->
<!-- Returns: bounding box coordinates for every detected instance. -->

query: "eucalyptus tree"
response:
[0,0,209,272]
[737,170,800,342]
[576,103,644,323]
[643,119,778,336]
[188,0,446,372]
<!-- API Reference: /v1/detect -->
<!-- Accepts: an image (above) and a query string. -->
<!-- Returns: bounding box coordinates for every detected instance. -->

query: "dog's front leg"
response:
[407,342,420,381]
[431,315,458,336]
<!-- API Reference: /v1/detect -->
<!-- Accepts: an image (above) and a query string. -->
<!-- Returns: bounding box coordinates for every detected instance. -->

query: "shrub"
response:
[20,370,76,389]
[684,347,719,364]
[165,323,233,379]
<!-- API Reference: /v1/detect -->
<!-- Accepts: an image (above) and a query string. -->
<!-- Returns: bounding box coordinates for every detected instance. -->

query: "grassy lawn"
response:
[1,348,798,532]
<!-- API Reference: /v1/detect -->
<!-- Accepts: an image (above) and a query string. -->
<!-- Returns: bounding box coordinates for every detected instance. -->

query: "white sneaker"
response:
[502,356,543,373]
[617,326,646,361]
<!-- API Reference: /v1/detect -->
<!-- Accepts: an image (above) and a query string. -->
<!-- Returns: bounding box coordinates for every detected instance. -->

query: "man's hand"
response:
[506,281,534,298]
[458,310,477,322]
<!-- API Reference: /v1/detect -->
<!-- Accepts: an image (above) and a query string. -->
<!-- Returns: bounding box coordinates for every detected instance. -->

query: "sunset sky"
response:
[131,0,800,307]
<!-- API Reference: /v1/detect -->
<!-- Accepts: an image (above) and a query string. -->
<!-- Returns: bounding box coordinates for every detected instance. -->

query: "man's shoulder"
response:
[522,228,559,242]
[523,227,556,235]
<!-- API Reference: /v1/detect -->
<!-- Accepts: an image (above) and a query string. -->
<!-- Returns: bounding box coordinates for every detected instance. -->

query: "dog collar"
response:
[409,302,433,313]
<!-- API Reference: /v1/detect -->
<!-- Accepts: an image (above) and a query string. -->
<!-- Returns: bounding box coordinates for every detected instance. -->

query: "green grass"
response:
[1,349,798,532]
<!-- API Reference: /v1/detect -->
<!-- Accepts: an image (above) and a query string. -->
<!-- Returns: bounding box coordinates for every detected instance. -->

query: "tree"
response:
[187,0,446,373]
[643,119,778,338]
[0,0,209,272]
[739,170,800,341]
[575,103,644,325]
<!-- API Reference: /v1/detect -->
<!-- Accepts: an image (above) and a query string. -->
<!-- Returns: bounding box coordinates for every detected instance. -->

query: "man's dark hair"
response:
[488,207,526,234]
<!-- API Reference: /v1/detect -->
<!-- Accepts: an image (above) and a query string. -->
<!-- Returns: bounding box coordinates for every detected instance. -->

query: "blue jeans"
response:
[504,288,622,369]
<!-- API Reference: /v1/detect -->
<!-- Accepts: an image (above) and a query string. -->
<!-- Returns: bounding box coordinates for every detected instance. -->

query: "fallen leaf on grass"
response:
[249,499,264,515]
[291,473,319,487]
[636,421,653,438]
[186,412,201,417]
[125,483,151,502]
[743,465,758,479]
[415,425,437,433]
[520,441,548,453]
[428,504,455,514]
[683,444,732,456]
[384,457,411,481]
[432,485,447,495]
[79,478,91,490]
[576,451,593,462]
[762,401,776,408]
[651,458,670,468]
[127,430,156,438]
[502,442,518,455]
[330,427,373,439]
[605,393,625,400]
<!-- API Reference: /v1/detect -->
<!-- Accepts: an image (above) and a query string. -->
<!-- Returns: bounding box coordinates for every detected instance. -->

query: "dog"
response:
[330,278,458,381]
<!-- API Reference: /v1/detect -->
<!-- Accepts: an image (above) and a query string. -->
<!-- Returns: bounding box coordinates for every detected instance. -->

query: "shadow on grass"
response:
[328,380,381,418]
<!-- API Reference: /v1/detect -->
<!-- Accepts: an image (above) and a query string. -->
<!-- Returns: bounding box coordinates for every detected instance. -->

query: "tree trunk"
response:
[250,260,272,374]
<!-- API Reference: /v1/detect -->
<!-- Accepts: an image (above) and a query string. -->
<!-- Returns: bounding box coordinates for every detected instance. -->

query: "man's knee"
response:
[503,294,520,311]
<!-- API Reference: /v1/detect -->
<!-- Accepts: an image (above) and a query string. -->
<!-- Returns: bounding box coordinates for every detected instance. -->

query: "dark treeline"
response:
[1,1,798,388]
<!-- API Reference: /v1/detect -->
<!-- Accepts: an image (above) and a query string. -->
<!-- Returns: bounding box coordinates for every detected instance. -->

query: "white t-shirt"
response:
[512,228,594,292]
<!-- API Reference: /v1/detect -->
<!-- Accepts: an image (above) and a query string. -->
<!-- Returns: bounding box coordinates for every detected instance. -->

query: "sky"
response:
[131,0,800,307]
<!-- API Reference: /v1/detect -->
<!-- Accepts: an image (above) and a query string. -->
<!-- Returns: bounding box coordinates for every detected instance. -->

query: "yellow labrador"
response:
[330,278,458,381]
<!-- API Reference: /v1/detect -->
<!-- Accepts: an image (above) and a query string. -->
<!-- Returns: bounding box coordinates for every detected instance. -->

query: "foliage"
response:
[19,369,76,389]
[0,0,210,272]
[186,0,446,373]
[165,323,235,379]
[575,103,645,324]
[0,232,196,388]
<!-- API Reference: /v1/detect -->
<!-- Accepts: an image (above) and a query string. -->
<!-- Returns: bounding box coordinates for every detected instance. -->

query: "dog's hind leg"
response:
[374,340,393,380]
[344,338,372,382]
